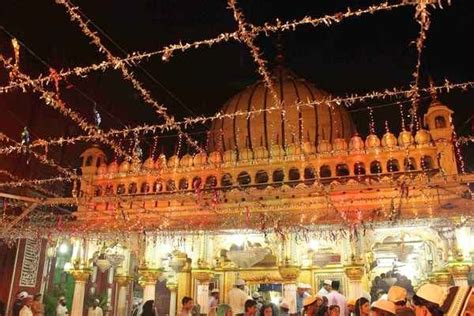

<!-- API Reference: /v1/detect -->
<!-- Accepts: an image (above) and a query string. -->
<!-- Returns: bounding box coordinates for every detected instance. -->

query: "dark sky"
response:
[0,0,473,177]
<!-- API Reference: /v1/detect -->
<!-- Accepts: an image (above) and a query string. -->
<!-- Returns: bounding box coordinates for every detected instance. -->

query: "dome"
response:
[209,67,354,152]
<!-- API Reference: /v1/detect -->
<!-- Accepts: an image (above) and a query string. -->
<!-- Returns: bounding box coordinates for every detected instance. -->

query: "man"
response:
[243,299,258,316]
[19,296,33,316]
[228,279,249,315]
[318,280,332,297]
[208,289,219,316]
[13,291,29,316]
[296,283,310,316]
[251,292,263,314]
[347,299,356,316]
[30,293,44,316]
[387,286,412,315]
[87,299,103,316]
[178,297,194,316]
[56,297,68,316]
[326,281,348,316]
[279,302,290,316]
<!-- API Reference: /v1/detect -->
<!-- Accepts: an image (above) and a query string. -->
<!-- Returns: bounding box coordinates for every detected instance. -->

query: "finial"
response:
[275,34,284,65]
[428,76,438,103]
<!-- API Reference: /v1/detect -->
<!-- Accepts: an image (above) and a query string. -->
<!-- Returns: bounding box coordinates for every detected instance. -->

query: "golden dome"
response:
[193,152,208,166]
[333,138,348,152]
[209,151,222,164]
[317,139,332,153]
[119,161,130,173]
[349,134,364,151]
[168,155,179,168]
[365,134,381,149]
[398,130,414,147]
[209,67,354,153]
[180,154,193,167]
[107,161,119,173]
[143,157,155,169]
[381,132,397,148]
[97,163,107,175]
[415,129,431,145]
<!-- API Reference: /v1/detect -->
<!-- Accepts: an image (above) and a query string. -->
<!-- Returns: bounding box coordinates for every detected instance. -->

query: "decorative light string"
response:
[55,0,204,154]
[0,170,60,197]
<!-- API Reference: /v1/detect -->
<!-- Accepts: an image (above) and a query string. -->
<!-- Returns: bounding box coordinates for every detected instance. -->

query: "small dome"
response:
[130,158,141,173]
[180,154,193,167]
[333,138,348,152]
[223,150,236,163]
[254,146,269,159]
[349,134,364,151]
[317,139,332,153]
[168,155,179,168]
[239,147,253,161]
[286,143,302,156]
[97,163,107,175]
[119,161,130,173]
[365,134,381,149]
[209,151,222,164]
[107,161,119,173]
[381,132,397,148]
[143,157,155,169]
[398,130,414,147]
[154,154,166,169]
[193,152,208,166]
[270,144,284,159]
[302,141,316,155]
[415,129,431,145]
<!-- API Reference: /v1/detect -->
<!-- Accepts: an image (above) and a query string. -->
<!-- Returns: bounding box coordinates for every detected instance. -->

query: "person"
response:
[318,280,332,297]
[252,292,263,314]
[387,286,412,315]
[178,297,194,316]
[141,300,156,316]
[209,289,220,316]
[303,296,318,316]
[370,300,396,316]
[217,304,233,316]
[30,294,44,316]
[88,299,103,316]
[56,297,69,316]
[19,296,33,316]
[354,297,369,316]
[347,299,356,316]
[260,304,274,316]
[297,283,311,315]
[228,279,249,315]
[328,305,340,316]
[13,291,29,316]
[411,284,444,316]
[326,281,348,316]
[244,299,258,316]
[279,302,290,316]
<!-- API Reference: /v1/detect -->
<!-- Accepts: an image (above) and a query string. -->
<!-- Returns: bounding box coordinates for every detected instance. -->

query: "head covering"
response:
[303,283,312,289]
[297,282,306,289]
[235,279,245,286]
[347,298,356,306]
[388,286,407,303]
[211,289,220,294]
[17,291,29,299]
[303,296,317,307]
[280,302,289,310]
[371,300,396,314]
[59,296,66,301]
[415,284,446,306]
[323,280,332,286]
[252,292,262,299]
[94,299,100,304]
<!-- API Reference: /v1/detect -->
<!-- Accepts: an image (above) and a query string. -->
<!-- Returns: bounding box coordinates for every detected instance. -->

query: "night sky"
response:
[0,0,473,179]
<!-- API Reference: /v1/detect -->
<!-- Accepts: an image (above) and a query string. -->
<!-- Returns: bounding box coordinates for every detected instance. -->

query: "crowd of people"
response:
[370,272,414,303]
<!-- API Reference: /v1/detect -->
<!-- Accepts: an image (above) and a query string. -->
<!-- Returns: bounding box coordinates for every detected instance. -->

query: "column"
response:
[167,281,178,316]
[70,269,91,316]
[115,275,132,316]
[139,268,161,302]
[193,270,213,315]
[344,264,365,299]
[447,262,470,286]
[432,270,451,289]
[279,263,300,314]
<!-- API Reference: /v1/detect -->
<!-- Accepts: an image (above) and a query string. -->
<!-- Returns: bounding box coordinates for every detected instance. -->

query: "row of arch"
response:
[93,156,436,196]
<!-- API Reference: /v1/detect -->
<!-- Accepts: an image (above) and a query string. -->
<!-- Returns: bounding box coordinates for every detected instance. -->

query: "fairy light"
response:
[450,115,466,173]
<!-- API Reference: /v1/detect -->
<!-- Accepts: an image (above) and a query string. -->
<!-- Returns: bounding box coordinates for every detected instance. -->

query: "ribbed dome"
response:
[209,66,354,152]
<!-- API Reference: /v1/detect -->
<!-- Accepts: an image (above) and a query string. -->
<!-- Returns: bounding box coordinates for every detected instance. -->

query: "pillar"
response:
[448,261,471,286]
[279,263,300,314]
[139,268,161,302]
[70,269,91,316]
[432,270,452,289]
[167,281,178,316]
[115,275,132,316]
[344,264,365,300]
[193,270,213,315]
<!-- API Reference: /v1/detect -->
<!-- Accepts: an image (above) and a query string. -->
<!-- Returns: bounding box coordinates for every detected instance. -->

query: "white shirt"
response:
[19,306,33,316]
[88,307,103,316]
[326,291,348,316]
[208,296,219,316]
[228,287,249,315]
[318,287,330,296]
[56,304,68,316]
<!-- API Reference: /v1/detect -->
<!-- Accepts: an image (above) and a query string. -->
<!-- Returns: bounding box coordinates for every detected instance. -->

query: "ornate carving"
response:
[70,269,91,282]
[278,261,300,281]
[138,268,162,284]
[239,270,283,283]
[192,269,213,283]
[166,281,178,291]
[115,275,133,287]
[344,264,365,281]
[447,260,471,279]
[433,270,451,287]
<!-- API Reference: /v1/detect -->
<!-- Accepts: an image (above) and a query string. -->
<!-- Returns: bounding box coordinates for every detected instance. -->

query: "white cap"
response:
[371,300,396,314]
[235,279,245,286]
[280,302,289,310]
[304,283,312,289]
[252,292,262,299]
[17,291,29,299]
[211,289,219,294]
[388,286,407,303]
[323,280,332,286]
[415,284,446,306]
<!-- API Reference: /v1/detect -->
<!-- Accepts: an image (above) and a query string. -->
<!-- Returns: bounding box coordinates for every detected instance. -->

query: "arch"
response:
[354,162,366,176]
[96,157,102,168]
[255,170,269,189]
[421,155,434,171]
[288,167,300,187]
[319,165,332,178]
[434,116,447,129]
[272,169,284,187]
[221,173,233,188]
[192,176,202,190]
[105,184,114,196]
[178,178,189,190]
[386,159,400,172]
[304,166,316,185]
[404,157,416,171]
[370,161,382,174]
[116,184,126,195]
[94,185,103,197]
[237,171,251,186]
[336,163,350,177]
[166,179,176,191]
[205,175,218,190]
[128,182,138,194]
[140,182,150,194]
[153,180,163,193]
[85,155,93,166]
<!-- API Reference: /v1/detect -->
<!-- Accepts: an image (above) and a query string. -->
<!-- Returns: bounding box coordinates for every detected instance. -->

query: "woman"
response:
[354,297,369,316]
[30,294,44,316]
[141,300,156,316]
[412,284,444,316]
[216,304,233,316]
[328,305,340,316]
[260,303,278,316]
[370,300,395,316]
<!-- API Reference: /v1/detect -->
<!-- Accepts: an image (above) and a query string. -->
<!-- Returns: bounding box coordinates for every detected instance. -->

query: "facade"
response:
[2,67,474,315]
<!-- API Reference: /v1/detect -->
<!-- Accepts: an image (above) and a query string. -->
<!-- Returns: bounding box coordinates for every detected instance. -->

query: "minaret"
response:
[423,78,458,175]
[79,145,107,207]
